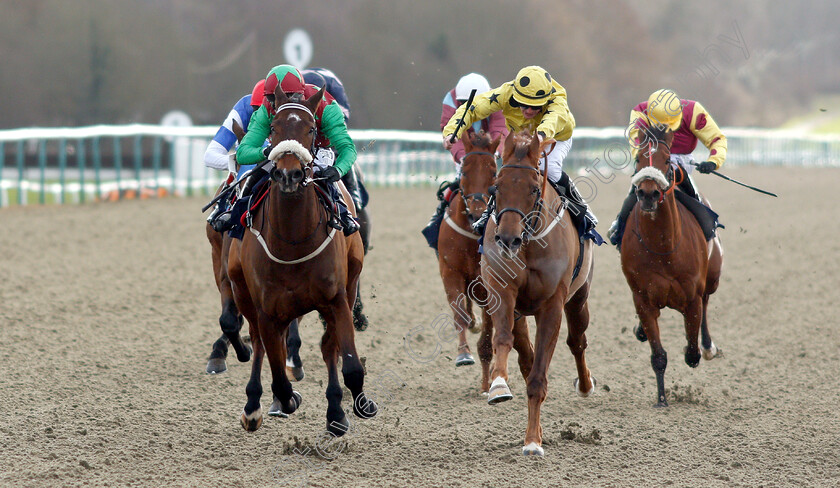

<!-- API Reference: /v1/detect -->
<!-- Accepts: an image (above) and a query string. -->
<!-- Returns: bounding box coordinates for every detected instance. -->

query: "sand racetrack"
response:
[1,167,838,487]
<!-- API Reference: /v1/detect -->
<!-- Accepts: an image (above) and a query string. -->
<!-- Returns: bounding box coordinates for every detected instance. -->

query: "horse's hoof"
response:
[240,407,263,431]
[487,377,513,405]
[468,319,480,334]
[634,323,648,342]
[684,346,701,368]
[574,376,596,397]
[353,312,369,332]
[234,343,252,363]
[268,391,301,417]
[353,393,378,419]
[205,357,227,375]
[702,342,722,360]
[285,359,305,381]
[653,396,669,408]
[522,442,544,456]
[455,352,475,367]
[327,414,350,437]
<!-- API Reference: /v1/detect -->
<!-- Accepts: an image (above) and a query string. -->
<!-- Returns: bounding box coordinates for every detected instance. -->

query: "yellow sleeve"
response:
[627,108,647,160]
[442,89,501,140]
[690,102,727,168]
[536,81,575,141]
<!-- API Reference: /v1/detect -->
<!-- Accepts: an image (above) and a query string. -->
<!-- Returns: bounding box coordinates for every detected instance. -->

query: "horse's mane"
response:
[470,131,492,149]
[645,124,670,144]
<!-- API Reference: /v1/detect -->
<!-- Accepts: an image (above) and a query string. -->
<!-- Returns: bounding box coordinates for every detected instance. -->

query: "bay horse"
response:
[436,131,500,367]
[482,130,596,456]
[204,120,304,381]
[620,125,723,408]
[225,85,377,433]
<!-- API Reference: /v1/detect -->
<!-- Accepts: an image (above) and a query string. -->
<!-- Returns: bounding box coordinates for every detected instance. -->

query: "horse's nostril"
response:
[511,237,522,249]
[291,169,304,182]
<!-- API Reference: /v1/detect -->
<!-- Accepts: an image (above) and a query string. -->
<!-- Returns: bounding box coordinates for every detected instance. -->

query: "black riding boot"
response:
[323,181,359,236]
[551,172,599,238]
[341,167,364,212]
[211,166,268,232]
[607,187,636,249]
[470,195,494,235]
[421,179,460,250]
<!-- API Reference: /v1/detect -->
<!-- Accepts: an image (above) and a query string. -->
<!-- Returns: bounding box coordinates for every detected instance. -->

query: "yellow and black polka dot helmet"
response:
[512,66,555,107]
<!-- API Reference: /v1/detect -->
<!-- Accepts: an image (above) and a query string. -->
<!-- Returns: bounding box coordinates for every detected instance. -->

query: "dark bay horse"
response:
[436,131,500,367]
[621,126,723,407]
[225,85,377,433]
[482,130,596,456]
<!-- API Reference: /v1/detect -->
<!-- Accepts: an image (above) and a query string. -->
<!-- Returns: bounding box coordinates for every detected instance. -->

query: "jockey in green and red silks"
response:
[234,64,360,236]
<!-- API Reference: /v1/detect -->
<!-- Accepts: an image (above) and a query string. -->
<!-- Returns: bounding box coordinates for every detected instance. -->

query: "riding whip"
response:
[449,89,478,143]
[689,162,777,197]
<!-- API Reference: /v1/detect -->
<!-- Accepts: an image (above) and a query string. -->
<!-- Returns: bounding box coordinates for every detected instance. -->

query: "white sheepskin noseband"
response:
[268,140,313,164]
[631,166,669,190]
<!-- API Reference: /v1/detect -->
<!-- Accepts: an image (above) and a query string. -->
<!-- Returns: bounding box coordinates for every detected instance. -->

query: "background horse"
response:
[225,85,377,434]
[436,131,499,368]
[620,126,723,407]
[481,130,596,456]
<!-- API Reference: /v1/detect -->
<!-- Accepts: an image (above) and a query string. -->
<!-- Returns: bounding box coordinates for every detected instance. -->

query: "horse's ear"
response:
[502,130,517,160]
[231,120,246,143]
[490,134,502,155]
[528,131,542,165]
[461,131,473,152]
[305,85,326,113]
[274,82,289,106]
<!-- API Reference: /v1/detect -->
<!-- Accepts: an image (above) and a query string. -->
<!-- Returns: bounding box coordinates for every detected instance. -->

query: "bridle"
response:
[492,163,544,239]
[267,102,319,186]
[459,150,497,210]
[632,138,682,255]
[248,101,339,265]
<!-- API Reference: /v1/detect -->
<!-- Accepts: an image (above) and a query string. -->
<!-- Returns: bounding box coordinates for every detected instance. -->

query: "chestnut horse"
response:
[225,85,377,434]
[620,125,723,408]
[436,131,500,367]
[482,130,596,456]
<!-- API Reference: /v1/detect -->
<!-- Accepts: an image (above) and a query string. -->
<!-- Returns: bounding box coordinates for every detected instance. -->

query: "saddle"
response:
[227,176,339,240]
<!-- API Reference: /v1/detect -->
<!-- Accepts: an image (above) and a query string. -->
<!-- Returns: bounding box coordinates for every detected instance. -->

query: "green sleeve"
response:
[320,102,356,177]
[236,105,271,165]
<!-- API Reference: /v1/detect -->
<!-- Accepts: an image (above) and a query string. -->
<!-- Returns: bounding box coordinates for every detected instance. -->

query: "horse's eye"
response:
[531,186,540,195]
[269,126,275,134]
[309,127,315,134]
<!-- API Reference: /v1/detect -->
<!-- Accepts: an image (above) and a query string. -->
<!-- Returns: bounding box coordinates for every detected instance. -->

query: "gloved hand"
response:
[696,161,717,174]
[317,166,341,183]
[262,146,272,160]
[443,134,454,151]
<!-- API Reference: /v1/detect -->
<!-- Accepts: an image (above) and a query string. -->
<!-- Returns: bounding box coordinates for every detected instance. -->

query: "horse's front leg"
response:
[440,270,474,367]
[240,315,266,431]
[477,306,494,393]
[565,280,595,396]
[486,290,517,405]
[320,295,378,422]
[634,294,667,407]
[683,295,703,368]
[261,312,301,419]
[521,296,565,457]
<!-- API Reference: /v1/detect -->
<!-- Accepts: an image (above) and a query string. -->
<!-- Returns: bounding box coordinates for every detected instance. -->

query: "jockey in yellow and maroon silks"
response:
[608,88,728,248]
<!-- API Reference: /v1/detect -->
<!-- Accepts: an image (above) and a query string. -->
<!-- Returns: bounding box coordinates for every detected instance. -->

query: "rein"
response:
[249,103,337,265]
